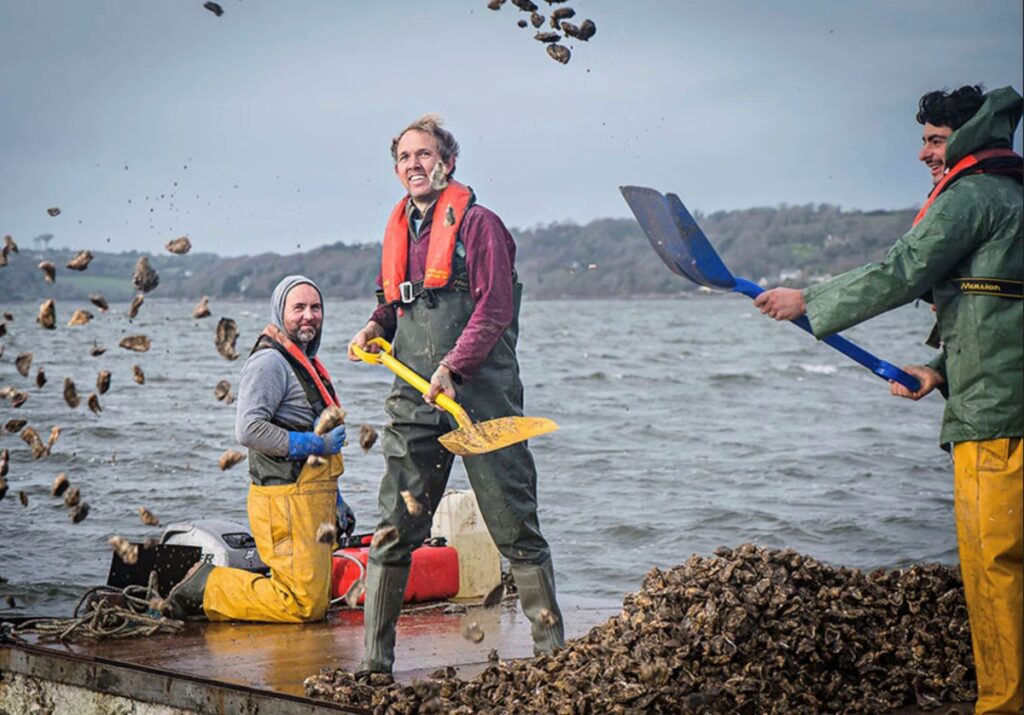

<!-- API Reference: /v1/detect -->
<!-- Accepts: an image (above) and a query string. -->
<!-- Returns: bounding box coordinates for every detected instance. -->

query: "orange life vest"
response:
[381,181,474,304]
[913,148,1022,226]
[258,324,339,409]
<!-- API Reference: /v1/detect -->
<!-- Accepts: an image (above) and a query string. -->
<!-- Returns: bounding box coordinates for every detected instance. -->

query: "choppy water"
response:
[1,295,951,616]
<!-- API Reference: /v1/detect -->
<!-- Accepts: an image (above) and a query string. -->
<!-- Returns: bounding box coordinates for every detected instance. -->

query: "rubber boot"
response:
[358,562,410,675]
[164,562,214,620]
[510,559,565,655]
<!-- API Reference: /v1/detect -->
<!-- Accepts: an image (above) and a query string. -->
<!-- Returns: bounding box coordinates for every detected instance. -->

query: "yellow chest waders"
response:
[203,453,343,622]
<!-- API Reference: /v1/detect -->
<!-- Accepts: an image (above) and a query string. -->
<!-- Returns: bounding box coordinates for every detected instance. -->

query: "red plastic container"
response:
[331,541,460,605]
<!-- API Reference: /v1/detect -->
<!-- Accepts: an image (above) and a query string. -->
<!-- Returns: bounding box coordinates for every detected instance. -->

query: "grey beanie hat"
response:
[271,275,324,356]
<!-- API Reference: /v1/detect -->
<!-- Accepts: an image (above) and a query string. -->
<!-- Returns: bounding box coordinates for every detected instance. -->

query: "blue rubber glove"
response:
[287,425,346,460]
[336,490,356,537]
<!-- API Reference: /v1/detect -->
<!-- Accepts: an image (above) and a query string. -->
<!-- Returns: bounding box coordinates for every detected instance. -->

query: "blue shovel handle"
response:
[732,279,921,392]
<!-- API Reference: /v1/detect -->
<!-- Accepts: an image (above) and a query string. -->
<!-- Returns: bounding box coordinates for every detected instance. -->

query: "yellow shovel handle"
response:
[352,337,473,430]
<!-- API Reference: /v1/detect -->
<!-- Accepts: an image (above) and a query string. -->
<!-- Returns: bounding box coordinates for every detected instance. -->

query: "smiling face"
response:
[919,123,953,185]
[282,283,322,345]
[393,129,454,210]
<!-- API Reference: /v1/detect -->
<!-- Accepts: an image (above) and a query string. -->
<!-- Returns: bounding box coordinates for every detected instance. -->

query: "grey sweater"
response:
[235,349,316,456]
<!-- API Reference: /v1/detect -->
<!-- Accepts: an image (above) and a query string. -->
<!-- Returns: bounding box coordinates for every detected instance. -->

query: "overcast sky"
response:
[1,1,1021,256]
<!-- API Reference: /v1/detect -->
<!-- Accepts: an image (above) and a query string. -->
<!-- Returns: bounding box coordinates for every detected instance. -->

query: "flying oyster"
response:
[67,309,93,326]
[96,370,111,395]
[128,294,144,319]
[132,257,159,293]
[214,380,231,401]
[193,296,211,318]
[219,449,246,470]
[66,250,93,271]
[89,293,109,312]
[132,365,145,384]
[119,335,151,352]
[215,318,239,360]
[38,261,56,283]
[63,378,80,408]
[165,237,192,254]
[35,367,46,388]
[69,502,90,523]
[15,352,32,377]
[37,299,56,329]
[359,424,378,452]
[87,393,102,414]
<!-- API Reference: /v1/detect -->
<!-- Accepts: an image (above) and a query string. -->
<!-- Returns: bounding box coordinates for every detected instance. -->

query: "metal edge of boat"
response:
[0,637,367,715]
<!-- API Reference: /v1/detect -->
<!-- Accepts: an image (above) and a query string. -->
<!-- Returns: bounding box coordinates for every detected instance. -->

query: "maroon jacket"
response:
[369,202,517,381]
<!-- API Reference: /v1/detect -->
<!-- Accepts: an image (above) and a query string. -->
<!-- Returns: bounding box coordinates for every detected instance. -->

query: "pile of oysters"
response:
[305,544,975,713]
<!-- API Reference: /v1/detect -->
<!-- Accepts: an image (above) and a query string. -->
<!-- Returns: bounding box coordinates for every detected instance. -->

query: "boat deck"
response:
[2,594,619,713]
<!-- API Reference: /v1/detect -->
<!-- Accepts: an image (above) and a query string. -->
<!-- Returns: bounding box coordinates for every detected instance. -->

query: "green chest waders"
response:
[359,284,564,674]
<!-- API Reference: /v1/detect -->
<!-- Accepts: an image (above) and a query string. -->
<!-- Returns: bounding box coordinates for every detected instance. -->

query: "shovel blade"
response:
[439,416,558,456]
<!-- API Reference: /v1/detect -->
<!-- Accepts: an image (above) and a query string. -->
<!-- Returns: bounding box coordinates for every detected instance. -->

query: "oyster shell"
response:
[67,309,93,326]
[37,299,56,329]
[119,335,151,352]
[66,250,93,271]
[128,294,144,319]
[132,365,145,384]
[38,261,56,283]
[215,318,239,360]
[193,295,211,319]
[96,370,111,394]
[165,237,192,254]
[132,257,159,293]
[63,377,80,408]
[359,424,378,452]
[15,352,32,377]
[218,449,246,470]
[89,293,109,312]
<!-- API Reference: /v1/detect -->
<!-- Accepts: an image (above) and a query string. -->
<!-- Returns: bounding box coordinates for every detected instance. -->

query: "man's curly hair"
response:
[916,85,986,130]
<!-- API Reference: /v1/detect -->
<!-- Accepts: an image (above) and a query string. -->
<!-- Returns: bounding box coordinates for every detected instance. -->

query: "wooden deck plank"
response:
[17,594,619,697]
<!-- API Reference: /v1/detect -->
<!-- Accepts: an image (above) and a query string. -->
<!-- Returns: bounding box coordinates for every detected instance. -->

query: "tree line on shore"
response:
[0,204,918,302]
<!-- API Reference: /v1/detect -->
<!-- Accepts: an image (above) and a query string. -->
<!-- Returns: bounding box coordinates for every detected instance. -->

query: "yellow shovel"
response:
[352,337,558,456]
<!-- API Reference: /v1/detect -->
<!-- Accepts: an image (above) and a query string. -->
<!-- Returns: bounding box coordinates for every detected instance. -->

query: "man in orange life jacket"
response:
[165,275,350,622]
[348,114,565,676]
[755,85,1023,714]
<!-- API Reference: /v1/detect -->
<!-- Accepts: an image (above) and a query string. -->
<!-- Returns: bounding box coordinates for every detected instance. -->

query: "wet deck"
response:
[3,594,619,711]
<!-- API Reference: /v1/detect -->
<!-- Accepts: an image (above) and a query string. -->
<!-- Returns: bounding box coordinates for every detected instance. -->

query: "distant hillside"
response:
[1,204,918,301]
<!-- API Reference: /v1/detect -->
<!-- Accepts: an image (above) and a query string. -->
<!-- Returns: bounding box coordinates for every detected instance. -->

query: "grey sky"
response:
[1,1,1021,256]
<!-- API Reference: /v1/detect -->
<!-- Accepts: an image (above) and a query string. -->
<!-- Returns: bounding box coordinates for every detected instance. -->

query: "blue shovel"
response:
[619,185,921,392]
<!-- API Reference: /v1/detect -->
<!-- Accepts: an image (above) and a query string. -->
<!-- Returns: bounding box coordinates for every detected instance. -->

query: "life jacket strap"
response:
[376,276,472,305]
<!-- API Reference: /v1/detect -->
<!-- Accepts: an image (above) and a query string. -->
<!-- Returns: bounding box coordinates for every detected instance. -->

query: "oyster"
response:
[203,1,223,16]
[35,367,46,388]
[66,250,93,271]
[400,490,423,517]
[165,237,192,254]
[546,44,570,64]
[139,507,160,526]
[371,525,398,549]
[37,299,56,329]
[89,293,109,312]
[193,295,211,319]
[511,0,537,10]
[316,522,337,544]
[67,309,93,326]
[87,392,102,414]
[108,536,139,565]
[69,502,90,523]
[359,424,378,452]
[15,352,32,377]
[119,335,151,352]
[63,378,80,408]
[344,577,366,609]
[534,31,560,42]
[51,473,69,497]
[19,491,28,507]
[20,426,47,459]
[63,486,81,507]
[215,318,239,360]
[38,261,56,283]
[128,294,144,319]
[530,12,544,27]
[461,619,485,643]
[89,342,107,357]
[4,419,26,433]
[219,449,246,470]
[132,365,145,384]
[47,207,61,217]
[482,582,505,609]
[97,370,111,394]
[486,0,505,9]
[132,256,159,293]
[214,380,231,401]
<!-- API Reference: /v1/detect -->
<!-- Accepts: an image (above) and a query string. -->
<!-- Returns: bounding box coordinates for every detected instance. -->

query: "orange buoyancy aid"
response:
[259,324,339,410]
[381,181,475,305]
[913,148,1023,227]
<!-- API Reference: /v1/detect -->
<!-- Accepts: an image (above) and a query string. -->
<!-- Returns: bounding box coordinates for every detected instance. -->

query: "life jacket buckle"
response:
[399,281,415,304]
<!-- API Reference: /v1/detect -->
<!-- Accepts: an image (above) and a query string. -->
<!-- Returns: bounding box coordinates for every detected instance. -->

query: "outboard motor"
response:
[161,519,267,573]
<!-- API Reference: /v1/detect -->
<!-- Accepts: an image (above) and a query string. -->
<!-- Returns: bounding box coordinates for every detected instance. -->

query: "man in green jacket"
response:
[755,85,1022,714]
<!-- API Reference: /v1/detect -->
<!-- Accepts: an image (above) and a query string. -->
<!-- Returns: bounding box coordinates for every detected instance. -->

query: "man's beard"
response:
[292,325,319,345]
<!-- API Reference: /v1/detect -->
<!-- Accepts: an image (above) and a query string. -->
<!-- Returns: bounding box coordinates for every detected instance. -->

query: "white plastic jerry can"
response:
[430,489,502,599]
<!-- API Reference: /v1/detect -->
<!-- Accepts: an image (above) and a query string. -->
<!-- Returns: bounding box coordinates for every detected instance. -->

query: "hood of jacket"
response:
[270,275,324,357]
[945,86,1023,167]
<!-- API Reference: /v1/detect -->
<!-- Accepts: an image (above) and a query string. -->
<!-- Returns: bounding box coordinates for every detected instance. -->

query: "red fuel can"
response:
[331,541,460,605]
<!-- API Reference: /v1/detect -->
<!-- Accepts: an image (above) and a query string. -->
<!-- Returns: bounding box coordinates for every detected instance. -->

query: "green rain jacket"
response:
[803,86,1023,446]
